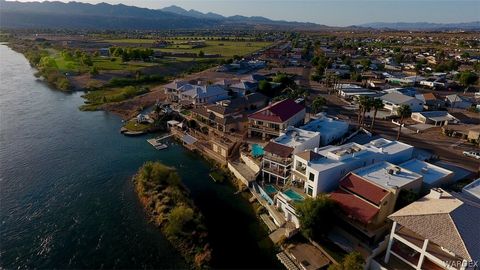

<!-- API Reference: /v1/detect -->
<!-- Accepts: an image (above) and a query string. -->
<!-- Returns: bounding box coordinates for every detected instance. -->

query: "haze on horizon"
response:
[10,0,480,26]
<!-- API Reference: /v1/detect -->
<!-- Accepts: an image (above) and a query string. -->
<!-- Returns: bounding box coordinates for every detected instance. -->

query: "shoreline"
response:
[6,42,280,268]
[133,162,212,269]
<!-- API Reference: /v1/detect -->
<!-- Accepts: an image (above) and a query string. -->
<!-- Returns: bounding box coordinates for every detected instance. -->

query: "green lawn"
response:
[102,39,272,58]
[103,38,156,44]
[51,50,155,73]
[93,58,155,71]
[124,120,150,132]
[158,40,272,57]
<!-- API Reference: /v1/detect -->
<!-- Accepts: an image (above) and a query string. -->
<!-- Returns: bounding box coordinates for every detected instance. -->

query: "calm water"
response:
[0,45,278,269]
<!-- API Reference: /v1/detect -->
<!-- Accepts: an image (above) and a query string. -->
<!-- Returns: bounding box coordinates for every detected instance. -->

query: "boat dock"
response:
[147,134,173,150]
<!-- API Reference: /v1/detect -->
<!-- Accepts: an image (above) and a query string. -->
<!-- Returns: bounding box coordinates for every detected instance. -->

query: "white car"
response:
[463,151,480,159]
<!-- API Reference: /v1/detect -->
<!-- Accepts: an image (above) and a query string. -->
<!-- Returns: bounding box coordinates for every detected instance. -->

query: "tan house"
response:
[384,189,480,270]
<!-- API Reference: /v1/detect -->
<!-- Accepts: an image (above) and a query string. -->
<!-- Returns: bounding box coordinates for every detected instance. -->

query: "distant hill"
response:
[0,0,329,30]
[1,1,477,32]
[161,5,225,20]
[0,0,217,29]
[359,21,480,31]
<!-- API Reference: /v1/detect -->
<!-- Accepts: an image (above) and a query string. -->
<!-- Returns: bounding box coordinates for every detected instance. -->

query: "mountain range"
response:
[0,0,478,31]
[360,21,480,31]
[0,0,327,30]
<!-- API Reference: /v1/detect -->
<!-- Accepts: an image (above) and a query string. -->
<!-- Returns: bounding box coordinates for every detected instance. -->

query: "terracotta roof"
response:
[330,189,380,224]
[340,173,389,205]
[296,150,323,162]
[422,92,437,101]
[263,142,293,158]
[248,99,304,123]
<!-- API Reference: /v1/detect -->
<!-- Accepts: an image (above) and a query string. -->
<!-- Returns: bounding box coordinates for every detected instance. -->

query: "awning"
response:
[181,134,197,145]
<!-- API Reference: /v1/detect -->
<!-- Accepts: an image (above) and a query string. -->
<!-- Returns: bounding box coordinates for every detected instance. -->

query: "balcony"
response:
[263,166,290,178]
[263,154,292,165]
[249,125,280,133]
[295,166,306,174]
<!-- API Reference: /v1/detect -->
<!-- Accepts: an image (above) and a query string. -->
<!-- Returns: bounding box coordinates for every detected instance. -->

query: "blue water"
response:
[252,144,265,157]
[264,184,278,194]
[283,189,305,202]
[0,44,279,269]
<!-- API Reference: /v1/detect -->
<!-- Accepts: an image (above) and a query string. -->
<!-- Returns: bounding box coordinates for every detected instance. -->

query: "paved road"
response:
[309,88,479,173]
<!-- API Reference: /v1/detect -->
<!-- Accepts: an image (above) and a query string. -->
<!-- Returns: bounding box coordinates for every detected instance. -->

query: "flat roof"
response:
[400,159,453,185]
[274,127,319,148]
[299,138,413,173]
[300,116,349,138]
[353,161,422,190]
[463,178,480,200]
[366,138,414,156]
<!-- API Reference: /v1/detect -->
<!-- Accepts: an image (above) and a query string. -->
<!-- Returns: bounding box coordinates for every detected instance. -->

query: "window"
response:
[309,172,315,181]
[257,121,263,125]
[307,186,313,196]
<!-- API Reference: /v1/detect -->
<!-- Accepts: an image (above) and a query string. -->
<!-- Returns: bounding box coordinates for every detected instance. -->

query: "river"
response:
[0,44,279,269]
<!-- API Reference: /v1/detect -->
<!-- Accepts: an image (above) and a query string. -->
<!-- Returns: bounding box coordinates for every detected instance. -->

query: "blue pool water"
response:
[283,189,305,202]
[251,144,264,157]
[264,185,278,194]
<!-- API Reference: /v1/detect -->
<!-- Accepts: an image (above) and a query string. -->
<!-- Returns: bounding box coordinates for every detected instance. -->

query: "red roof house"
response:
[248,99,305,123]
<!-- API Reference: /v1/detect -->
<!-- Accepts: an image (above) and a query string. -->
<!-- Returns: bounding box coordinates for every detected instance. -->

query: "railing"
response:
[263,166,290,178]
[249,125,280,133]
[264,154,292,165]
[295,166,306,174]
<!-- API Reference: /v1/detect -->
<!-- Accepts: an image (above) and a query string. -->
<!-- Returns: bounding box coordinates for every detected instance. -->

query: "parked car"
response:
[463,151,480,159]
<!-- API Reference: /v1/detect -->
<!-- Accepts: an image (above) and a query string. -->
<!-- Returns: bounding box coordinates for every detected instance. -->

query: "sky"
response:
[13,0,480,26]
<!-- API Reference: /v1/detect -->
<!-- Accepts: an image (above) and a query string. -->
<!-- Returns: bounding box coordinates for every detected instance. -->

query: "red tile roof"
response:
[263,142,293,158]
[248,99,304,123]
[330,189,380,224]
[340,173,389,205]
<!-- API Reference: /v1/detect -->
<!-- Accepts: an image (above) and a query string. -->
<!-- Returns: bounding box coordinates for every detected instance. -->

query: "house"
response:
[383,87,417,97]
[399,159,454,190]
[164,79,190,101]
[98,48,110,57]
[384,189,480,270]
[411,111,459,126]
[445,94,473,109]
[273,127,320,154]
[380,92,424,115]
[386,76,424,86]
[461,178,480,202]
[292,138,414,197]
[261,141,294,186]
[442,124,480,141]
[229,80,258,96]
[415,93,445,110]
[190,93,268,134]
[331,162,423,244]
[178,84,229,105]
[419,77,450,89]
[248,99,306,140]
[300,114,349,146]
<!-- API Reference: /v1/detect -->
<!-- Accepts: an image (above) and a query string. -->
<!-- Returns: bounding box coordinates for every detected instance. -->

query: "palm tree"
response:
[396,104,411,140]
[370,98,384,133]
[357,96,372,128]
[311,96,327,114]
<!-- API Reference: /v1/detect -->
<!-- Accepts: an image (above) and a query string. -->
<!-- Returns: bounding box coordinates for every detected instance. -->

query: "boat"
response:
[154,143,168,150]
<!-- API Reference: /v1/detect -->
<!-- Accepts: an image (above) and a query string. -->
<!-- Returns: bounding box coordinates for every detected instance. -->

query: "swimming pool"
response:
[283,189,305,202]
[251,144,264,157]
[264,184,278,194]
